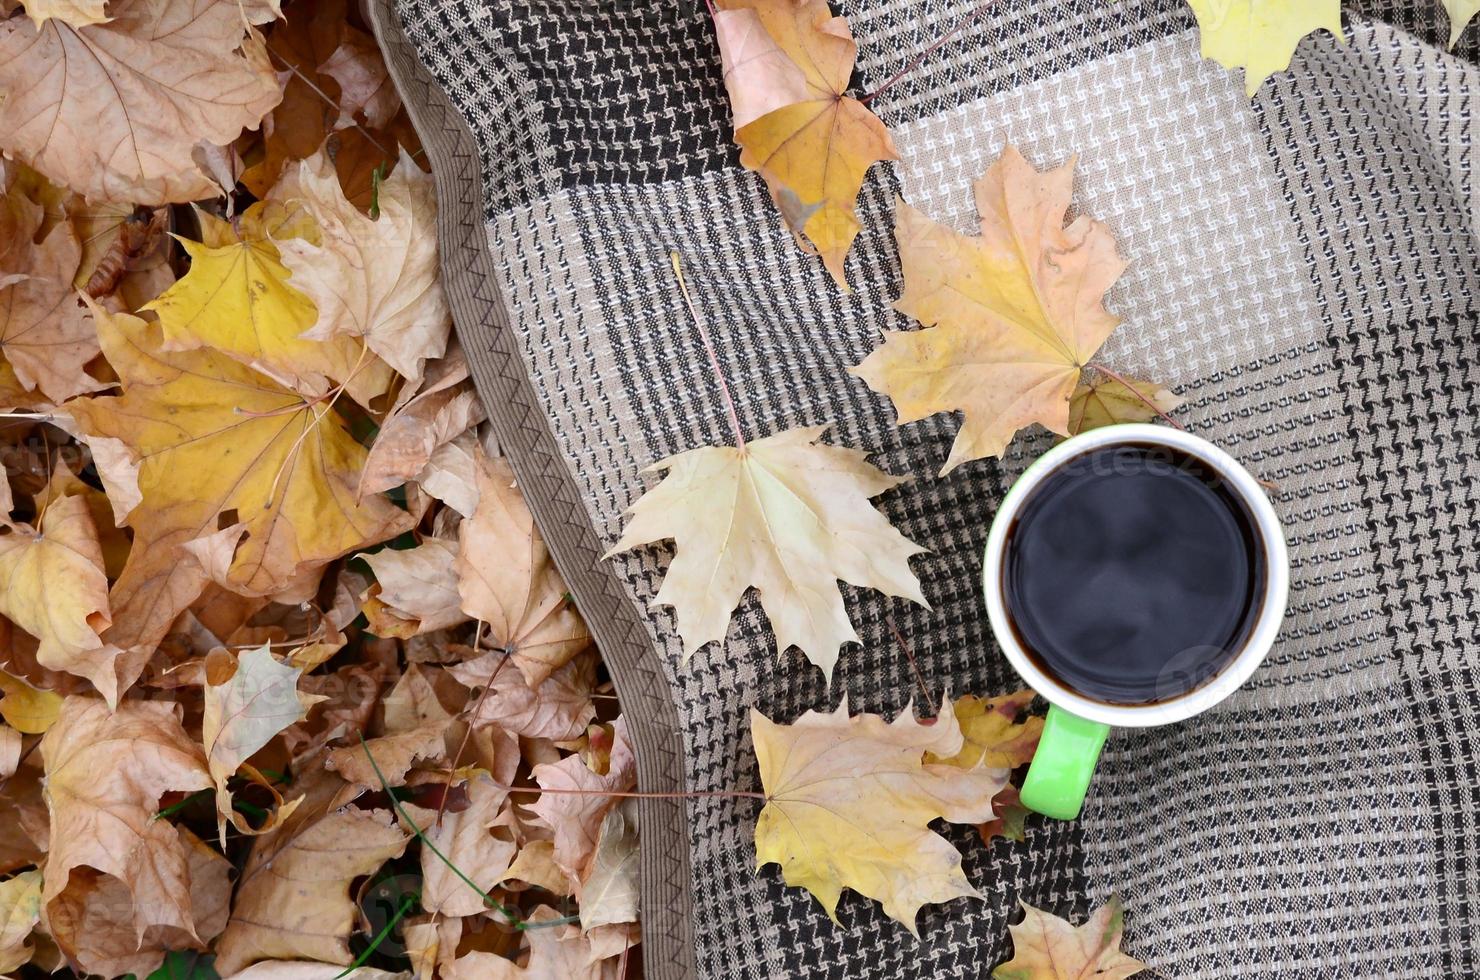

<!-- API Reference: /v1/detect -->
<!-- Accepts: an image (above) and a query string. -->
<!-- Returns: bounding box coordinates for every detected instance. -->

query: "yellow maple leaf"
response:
[752,698,1005,933]
[715,0,898,289]
[1068,375,1183,435]
[64,302,412,695]
[929,690,1044,771]
[146,201,393,407]
[1443,0,1480,47]
[993,897,1147,980]
[0,671,63,735]
[19,0,110,30]
[852,146,1133,474]
[0,494,115,700]
[0,869,41,974]
[607,425,926,679]
[1185,0,1344,97]
[202,645,326,845]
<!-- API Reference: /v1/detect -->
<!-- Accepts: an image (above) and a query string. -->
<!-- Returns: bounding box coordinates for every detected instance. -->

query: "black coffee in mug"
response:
[1000,443,1267,705]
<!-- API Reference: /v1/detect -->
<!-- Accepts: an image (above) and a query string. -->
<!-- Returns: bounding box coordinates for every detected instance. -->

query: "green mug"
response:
[981,424,1288,820]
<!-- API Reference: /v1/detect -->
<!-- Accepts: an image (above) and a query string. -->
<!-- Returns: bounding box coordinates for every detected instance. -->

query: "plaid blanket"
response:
[367,1,1479,977]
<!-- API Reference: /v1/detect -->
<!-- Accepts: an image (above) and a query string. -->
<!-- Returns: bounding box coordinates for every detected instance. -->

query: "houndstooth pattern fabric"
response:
[369,1,1479,976]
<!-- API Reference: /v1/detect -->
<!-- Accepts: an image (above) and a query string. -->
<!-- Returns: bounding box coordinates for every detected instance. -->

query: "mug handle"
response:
[1020,705,1111,820]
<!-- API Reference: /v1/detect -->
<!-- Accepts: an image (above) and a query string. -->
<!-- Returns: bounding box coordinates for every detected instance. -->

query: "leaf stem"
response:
[885,610,934,713]
[858,1,993,105]
[437,621,504,827]
[670,252,747,452]
[1088,364,1186,431]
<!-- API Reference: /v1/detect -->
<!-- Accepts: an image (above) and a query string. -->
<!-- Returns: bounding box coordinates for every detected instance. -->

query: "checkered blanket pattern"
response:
[368,1,1479,977]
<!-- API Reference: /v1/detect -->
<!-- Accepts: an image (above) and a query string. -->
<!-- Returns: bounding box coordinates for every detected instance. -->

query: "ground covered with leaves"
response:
[0,1,638,977]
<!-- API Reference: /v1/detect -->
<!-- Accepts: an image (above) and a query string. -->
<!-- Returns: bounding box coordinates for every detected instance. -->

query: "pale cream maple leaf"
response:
[1185,0,1344,96]
[1443,0,1480,47]
[0,0,283,204]
[993,897,1147,980]
[202,645,326,845]
[276,149,451,385]
[20,0,109,29]
[752,697,1005,934]
[607,424,926,678]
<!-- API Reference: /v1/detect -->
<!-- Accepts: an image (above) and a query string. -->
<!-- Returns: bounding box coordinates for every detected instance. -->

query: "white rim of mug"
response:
[981,423,1289,728]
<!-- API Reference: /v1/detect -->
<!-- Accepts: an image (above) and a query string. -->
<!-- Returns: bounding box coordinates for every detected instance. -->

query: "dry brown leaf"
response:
[442,906,609,980]
[500,839,572,896]
[362,352,484,497]
[752,697,1005,933]
[320,27,402,129]
[993,897,1146,980]
[607,425,926,678]
[420,774,517,917]
[0,725,19,780]
[232,965,409,980]
[0,182,100,404]
[404,914,462,980]
[419,429,481,517]
[458,451,592,685]
[529,716,637,885]
[361,537,469,635]
[45,826,231,978]
[326,724,446,789]
[853,146,1140,473]
[277,149,450,384]
[0,761,48,876]
[212,769,409,974]
[714,0,898,288]
[0,669,62,735]
[40,698,212,944]
[0,0,282,204]
[450,649,598,742]
[202,644,326,843]
[929,691,1044,844]
[66,303,412,696]
[0,494,116,699]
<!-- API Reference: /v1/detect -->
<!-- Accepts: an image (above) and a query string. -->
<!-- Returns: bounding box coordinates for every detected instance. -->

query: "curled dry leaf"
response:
[232,964,410,980]
[362,347,484,497]
[66,303,412,696]
[442,906,609,980]
[40,699,212,945]
[202,644,327,844]
[752,697,1006,933]
[320,27,402,129]
[145,202,393,406]
[325,724,446,789]
[0,0,283,204]
[529,716,638,886]
[1185,0,1344,96]
[450,648,598,741]
[853,146,1144,473]
[714,0,898,288]
[46,826,231,978]
[277,149,451,385]
[607,425,926,678]
[212,769,409,975]
[458,451,592,685]
[993,897,1147,980]
[0,869,41,974]
[0,494,115,700]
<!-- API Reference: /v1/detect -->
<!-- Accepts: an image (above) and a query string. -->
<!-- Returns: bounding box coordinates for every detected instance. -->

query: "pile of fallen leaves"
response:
[0,1,636,977]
